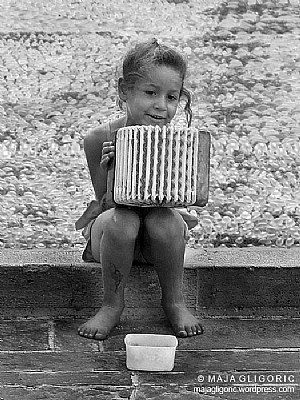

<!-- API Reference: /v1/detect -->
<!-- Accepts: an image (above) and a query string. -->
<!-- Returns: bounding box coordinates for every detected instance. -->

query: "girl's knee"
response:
[144,209,184,242]
[104,208,140,241]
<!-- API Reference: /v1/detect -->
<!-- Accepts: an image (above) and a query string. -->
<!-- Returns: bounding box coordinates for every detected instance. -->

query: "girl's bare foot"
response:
[78,305,124,340]
[162,302,203,338]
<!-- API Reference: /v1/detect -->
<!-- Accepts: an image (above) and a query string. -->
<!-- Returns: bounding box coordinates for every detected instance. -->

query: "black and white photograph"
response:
[0,0,299,398]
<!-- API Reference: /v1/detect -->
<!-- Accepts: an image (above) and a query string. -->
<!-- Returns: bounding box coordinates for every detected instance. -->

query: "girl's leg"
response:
[78,207,140,340]
[142,208,203,338]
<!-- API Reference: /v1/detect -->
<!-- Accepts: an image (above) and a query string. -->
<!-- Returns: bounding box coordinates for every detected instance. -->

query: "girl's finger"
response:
[103,141,113,147]
[102,145,115,155]
[100,156,109,168]
[100,152,114,167]
[102,142,113,148]
[103,151,114,159]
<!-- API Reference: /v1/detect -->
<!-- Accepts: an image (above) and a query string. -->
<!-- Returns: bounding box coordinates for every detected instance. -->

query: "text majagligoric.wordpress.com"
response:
[194,385,295,396]
[194,373,297,395]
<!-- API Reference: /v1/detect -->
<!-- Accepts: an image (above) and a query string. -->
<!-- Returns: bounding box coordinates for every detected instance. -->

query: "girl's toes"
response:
[78,327,85,337]
[94,331,108,341]
[185,326,193,337]
[191,326,198,335]
[196,324,204,335]
[176,328,188,338]
[78,326,95,339]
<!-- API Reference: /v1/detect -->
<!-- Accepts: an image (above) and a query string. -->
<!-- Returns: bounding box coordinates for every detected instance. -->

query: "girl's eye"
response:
[168,95,178,102]
[145,90,156,96]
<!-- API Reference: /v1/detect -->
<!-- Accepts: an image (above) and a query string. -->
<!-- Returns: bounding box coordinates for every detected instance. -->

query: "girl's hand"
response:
[100,141,115,170]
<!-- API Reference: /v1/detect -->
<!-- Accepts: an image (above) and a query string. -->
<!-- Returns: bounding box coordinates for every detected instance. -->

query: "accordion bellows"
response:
[114,125,202,207]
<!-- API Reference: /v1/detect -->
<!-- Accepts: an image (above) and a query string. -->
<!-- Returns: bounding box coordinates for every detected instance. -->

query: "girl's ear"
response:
[118,78,128,102]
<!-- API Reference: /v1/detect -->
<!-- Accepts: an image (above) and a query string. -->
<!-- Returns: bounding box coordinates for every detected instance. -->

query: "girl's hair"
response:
[118,38,192,127]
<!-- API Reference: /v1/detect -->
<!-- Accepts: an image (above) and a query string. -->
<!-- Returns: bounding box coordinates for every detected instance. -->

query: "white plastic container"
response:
[124,334,178,371]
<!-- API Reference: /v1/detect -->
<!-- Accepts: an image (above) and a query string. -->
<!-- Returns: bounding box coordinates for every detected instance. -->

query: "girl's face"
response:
[119,65,182,128]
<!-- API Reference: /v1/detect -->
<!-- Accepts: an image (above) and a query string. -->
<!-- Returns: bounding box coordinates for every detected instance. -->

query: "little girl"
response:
[75,38,203,340]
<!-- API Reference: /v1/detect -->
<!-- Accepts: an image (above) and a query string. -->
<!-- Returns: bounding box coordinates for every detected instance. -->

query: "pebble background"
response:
[1,0,300,249]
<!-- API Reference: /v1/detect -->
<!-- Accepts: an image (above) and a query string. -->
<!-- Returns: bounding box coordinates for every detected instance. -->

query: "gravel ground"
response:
[0,0,223,34]
[1,0,300,250]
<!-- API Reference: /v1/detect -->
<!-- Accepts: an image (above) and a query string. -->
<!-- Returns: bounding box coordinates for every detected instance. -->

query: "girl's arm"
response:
[84,127,111,202]
[75,127,115,230]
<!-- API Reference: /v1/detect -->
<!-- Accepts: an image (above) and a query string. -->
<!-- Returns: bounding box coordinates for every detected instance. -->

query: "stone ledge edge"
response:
[0,247,299,268]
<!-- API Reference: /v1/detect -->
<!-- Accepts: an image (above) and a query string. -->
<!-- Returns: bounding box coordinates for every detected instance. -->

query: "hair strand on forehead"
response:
[180,87,192,128]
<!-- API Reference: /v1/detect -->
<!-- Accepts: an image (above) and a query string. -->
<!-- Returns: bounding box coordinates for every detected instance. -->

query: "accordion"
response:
[107,125,210,208]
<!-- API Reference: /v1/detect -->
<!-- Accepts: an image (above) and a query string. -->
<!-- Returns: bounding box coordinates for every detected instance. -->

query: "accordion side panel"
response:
[114,130,122,202]
[186,129,193,204]
[177,128,183,204]
[194,130,211,207]
[144,127,149,201]
[159,127,166,202]
[126,129,133,201]
[152,126,159,202]
[174,129,180,203]
[166,125,173,202]
[192,131,199,204]
[180,128,188,204]
[145,126,152,204]
[137,127,144,202]
[122,129,128,202]
[162,126,167,203]
[131,127,138,202]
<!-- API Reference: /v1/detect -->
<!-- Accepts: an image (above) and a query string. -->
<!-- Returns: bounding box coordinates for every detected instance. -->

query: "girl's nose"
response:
[154,95,167,110]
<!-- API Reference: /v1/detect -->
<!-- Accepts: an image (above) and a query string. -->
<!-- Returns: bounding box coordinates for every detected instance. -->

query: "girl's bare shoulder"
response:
[83,125,109,161]
[85,117,126,145]
[85,124,109,144]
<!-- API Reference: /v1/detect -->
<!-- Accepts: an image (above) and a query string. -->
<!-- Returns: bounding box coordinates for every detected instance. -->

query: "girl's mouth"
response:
[147,114,165,121]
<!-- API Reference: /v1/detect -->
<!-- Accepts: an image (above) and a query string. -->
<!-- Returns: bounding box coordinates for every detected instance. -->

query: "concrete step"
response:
[0,317,299,399]
[0,247,300,319]
[1,248,300,399]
